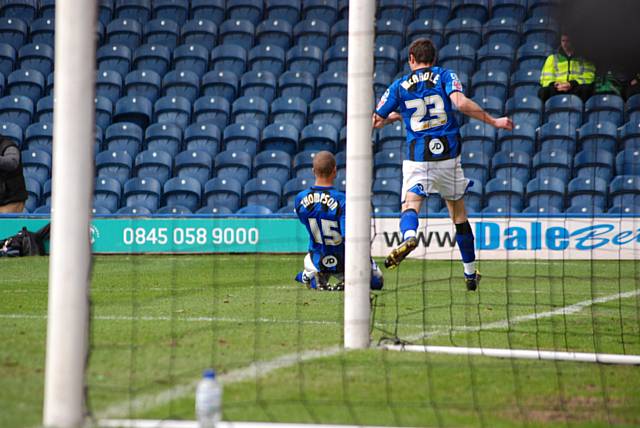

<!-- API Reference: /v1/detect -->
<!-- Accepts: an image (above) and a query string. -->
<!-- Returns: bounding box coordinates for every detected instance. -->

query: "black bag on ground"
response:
[0,223,50,257]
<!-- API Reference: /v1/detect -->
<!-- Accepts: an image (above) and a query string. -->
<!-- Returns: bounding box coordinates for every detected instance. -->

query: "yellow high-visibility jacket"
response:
[540,52,596,87]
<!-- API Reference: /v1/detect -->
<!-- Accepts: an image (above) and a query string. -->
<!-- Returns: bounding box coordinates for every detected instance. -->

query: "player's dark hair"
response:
[409,38,436,65]
[313,151,336,178]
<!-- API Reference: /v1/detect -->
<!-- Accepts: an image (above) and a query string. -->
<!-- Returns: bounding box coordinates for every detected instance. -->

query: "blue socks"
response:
[400,209,418,241]
[455,221,476,277]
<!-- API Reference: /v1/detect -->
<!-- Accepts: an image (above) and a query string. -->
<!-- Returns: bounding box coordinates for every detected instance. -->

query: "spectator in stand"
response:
[626,73,640,99]
[0,134,27,213]
[539,34,595,102]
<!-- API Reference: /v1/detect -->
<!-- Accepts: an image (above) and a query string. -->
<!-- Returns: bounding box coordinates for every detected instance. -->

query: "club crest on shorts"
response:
[428,138,445,155]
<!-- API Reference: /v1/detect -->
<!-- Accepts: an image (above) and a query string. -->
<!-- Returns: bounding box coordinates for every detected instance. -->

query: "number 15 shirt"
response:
[375,66,464,162]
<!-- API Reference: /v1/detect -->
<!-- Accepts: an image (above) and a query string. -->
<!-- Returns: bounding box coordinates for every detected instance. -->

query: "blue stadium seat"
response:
[115,0,151,23]
[96,70,123,104]
[261,122,299,155]
[155,204,192,214]
[256,19,293,50]
[452,0,488,21]
[483,17,520,47]
[184,123,221,157]
[378,0,412,24]
[406,18,445,47]
[302,0,338,26]
[124,69,161,103]
[568,176,608,211]
[174,149,212,184]
[309,97,345,129]
[181,19,218,50]
[566,204,604,214]
[215,149,252,183]
[7,69,44,102]
[323,44,348,72]
[243,177,282,212]
[123,176,162,210]
[526,177,565,212]
[197,204,234,215]
[0,122,23,147]
[1,0,37,21]
[585,94,624,126]
[335,150,346,174]
[533,148,572,182]
[95,126,104,152]
[373,71,392,102]
[241,70,277,103]
[376,18,404,47]
[105,122,143,156]
[154,95,191,128]
[222,123,260,155]
[286,44,323,75]
[192,95,230,130]
[144,122,182,156]
[421,194,444,214]
[485,177,525,212]
[626,94,640,122]
[293,150,317,178]
[132,44,171,75]
[616,148,640,175]
[227,0,263,25]
[292,19,329,52]
[300,123,338,152]
[461,146,491,185]
[438,43,476,76]
[153,0,188,26]
[113,95,153,128]
[620,121,640,151]
[497,123,536,155]
[523,16,559,46]
[23,176,40,212]
[482,204,522,214]
[232,95,269,130]
[493,150,531,184]
[471,69,508,101]
[267,0,300,24]
[204,177,243,211]
[201,70,239,104]
[134,149,172,185]
[39,0,56,19]
[94,176,122,213]
[278,71,315,103]
[460,122,496,143]
[377,121,405,151]
[247,44,285,76]
[191,0,225,25]
[45,71,54,95]
[516,42,552,72]
[96,149,133,185]
[0,43,16,77]
[162,70,199,103]
[315,70,345,100]
[539,121,577,154]
[163,176,201,211]
[173,44,209,78]
[107,18,143,50]
[545,94,583,129]
[505,95,542,127]
[94,96,114,130]
[577,121,617,154]
[97,44,132,76]
[219,19,255,51]
[40,179,52,207]
[374,44,398,76]
[374,150,402,179]
[237,204,273,214]
[0,17,28,50]
[283,177,312,206]
[270,96,307,131]
[523,205,563,214]
[444,18,482,50]
[254,150,291,185]
[211,44,247,76]
[18,43,53,76]
[115,205,152,215]
[610,175,640,209]
[477,43,514,73]
[24,122,52,153]
[0,95,32,129]
[574,149,614,182]
[372,178,401,210]
[415,0,450,22]
[462,137,495,159]
[491,0,527,21]
[96,20,106,46]
[30,17,55,46]
[528,0,558,18]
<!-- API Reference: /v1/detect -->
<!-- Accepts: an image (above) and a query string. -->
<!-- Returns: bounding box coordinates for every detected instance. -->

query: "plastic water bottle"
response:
[195,369,222,428]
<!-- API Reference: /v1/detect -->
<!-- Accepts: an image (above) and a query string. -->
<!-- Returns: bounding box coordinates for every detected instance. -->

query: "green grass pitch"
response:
[1,255,639,428]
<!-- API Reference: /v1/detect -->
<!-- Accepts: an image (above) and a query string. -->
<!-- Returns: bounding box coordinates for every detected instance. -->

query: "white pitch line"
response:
[95,288,640,419]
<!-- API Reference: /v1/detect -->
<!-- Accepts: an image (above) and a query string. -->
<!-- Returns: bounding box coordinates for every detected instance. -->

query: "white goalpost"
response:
[43,0,97,427]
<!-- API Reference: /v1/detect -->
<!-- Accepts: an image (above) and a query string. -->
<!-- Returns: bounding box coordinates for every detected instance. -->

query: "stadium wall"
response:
[0,216,638,259]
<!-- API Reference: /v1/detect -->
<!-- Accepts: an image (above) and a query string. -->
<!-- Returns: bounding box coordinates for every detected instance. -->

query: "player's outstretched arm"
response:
[372,112,402,129]
[450,92,513,130]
